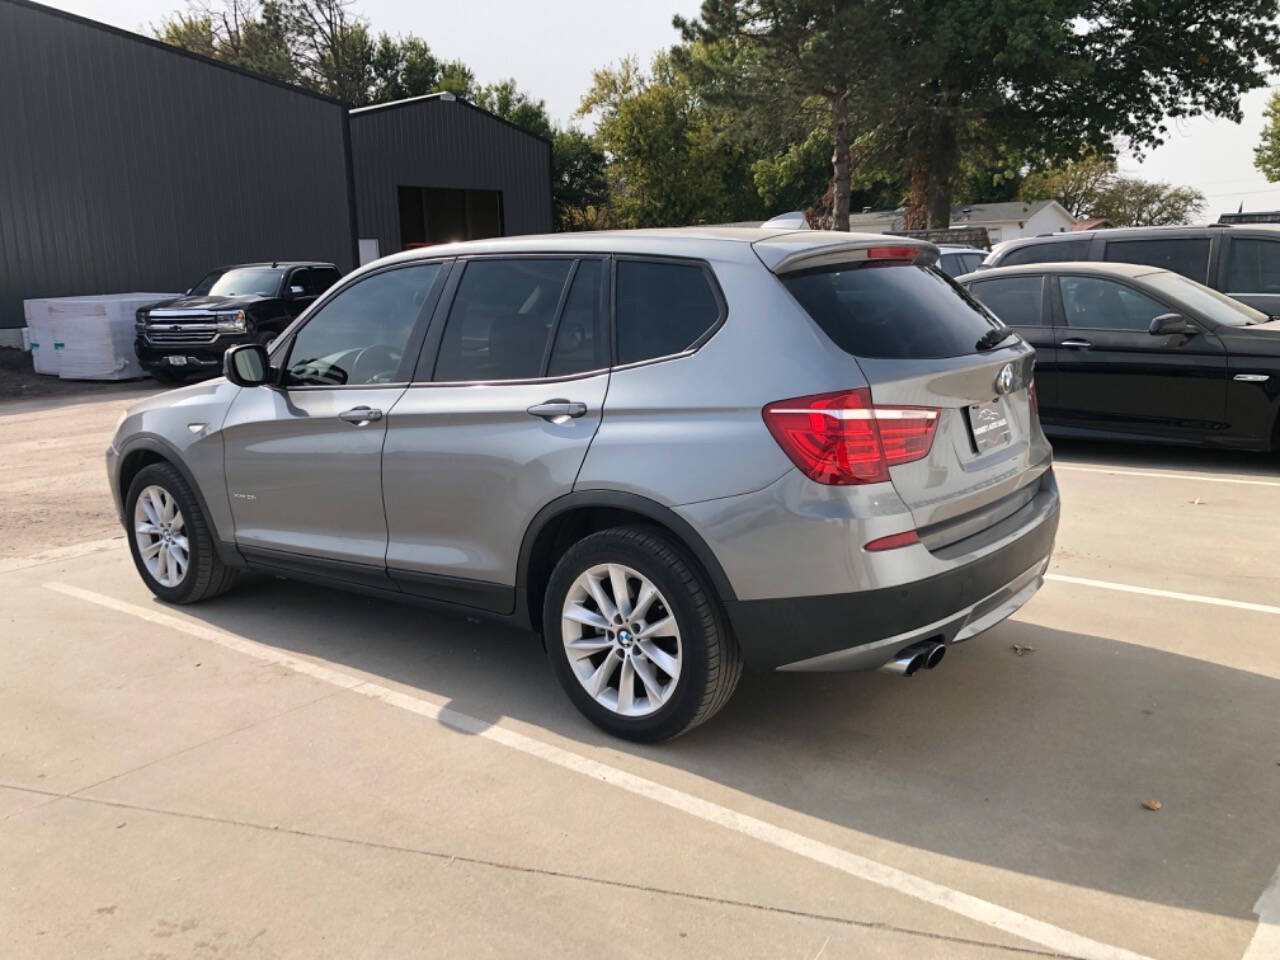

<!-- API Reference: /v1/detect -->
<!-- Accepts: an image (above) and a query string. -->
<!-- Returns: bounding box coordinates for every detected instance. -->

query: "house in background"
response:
[848,200,1078,246]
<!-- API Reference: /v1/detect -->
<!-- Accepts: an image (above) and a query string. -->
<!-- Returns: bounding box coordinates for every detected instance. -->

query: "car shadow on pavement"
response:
[179,574,1280,924]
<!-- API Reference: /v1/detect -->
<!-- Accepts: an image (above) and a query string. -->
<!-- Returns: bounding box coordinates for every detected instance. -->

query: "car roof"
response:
[368,227,939,275]
[993,223,1280,254]
[956,261,1166,282]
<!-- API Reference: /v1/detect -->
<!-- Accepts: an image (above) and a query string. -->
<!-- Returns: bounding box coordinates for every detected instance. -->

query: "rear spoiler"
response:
[753,232,939,275]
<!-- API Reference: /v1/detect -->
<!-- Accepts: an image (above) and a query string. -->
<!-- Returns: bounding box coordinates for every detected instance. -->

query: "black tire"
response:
[125,462,238,604]
[543,524,742,742]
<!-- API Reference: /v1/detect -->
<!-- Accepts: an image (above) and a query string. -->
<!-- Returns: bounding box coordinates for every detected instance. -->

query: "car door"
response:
[222,261,449,582]
[381,256,611,612]
[965,273,1059,409]
[1051,273,1227,438]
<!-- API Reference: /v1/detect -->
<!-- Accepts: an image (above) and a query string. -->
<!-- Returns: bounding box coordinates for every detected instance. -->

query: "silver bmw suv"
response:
[108,228,1059,741]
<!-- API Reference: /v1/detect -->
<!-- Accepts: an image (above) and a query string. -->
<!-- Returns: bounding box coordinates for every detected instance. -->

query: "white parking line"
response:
[44,581,1152,960]
[1046,573,1280,617]
[1053,463,1280,489]
[1243,865,1280,960]
[0,537,122,575]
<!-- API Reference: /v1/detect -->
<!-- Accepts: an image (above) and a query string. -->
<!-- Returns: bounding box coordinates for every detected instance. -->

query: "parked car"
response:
[135,262,341,383]
[935,244,987,278]
[958,262,1280,450]
[108,230,1058,741]
[980,224,1280,317]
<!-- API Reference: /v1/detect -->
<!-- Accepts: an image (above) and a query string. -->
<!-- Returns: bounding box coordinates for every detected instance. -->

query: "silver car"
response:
[108,228,1059,741]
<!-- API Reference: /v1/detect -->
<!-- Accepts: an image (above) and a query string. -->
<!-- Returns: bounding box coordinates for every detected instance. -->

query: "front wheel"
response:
[125,462,238,604]
[544,525,742,741]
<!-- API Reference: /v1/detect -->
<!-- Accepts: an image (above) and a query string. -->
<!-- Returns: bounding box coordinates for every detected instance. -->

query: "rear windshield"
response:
[781,264,1001,359]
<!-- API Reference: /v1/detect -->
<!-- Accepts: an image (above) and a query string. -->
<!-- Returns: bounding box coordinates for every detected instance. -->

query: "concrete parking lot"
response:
[2,387,1278,960]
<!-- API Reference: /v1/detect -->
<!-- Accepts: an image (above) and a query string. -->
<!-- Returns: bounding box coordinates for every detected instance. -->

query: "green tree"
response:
[578,53,764,228]
[370,34,440,102]
[680,0,1280,229]
[436,60,478,100]
[476,80,554,140]
[1255,91,1280,182]
[552,128,608,230]
[1020,154,1205,226]
[284,0,374,105]
[155,0,294,82]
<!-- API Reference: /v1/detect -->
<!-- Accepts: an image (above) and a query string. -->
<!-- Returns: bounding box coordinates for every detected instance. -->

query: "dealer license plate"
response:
[167,355,188,367]
[967,399,1010,453]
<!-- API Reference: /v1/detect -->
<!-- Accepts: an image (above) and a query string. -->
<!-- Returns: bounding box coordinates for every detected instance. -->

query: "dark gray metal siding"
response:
[0,0,355,331]
[349,98,552,257]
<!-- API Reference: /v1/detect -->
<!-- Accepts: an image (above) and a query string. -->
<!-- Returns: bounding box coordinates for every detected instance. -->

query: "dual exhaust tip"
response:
[879,640,946,677]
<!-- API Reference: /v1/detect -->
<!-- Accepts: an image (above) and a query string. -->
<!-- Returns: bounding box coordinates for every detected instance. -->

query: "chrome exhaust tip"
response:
[879,649,927,677]
[922,642,946,670]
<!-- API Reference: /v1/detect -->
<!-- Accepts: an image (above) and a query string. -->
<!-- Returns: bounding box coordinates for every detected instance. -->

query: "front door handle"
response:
[338,406,383,425]
[1060,338,1092,350]
[527,399,588,423]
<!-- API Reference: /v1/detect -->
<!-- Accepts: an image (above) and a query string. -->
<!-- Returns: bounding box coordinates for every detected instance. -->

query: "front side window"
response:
[615,260,721,365]
[1143,271,1265,327]
[284,264,440,387]
[968,276,1045,327]
[1103,238,1210,283]
[1224,238,1280,294]
[1000,239,1089,267]
[1058,276,1169,331]
[433,259,574,382]
[309,267,341,295]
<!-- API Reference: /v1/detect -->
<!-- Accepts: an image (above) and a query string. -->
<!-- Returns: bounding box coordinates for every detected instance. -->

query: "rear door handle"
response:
[527,399,588,422]
[338,406,383,425]
[1059,338,1092,350]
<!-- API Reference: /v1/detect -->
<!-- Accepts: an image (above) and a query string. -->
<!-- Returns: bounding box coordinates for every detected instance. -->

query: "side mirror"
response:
[1149,313,1196,337]
[225,343,270,387]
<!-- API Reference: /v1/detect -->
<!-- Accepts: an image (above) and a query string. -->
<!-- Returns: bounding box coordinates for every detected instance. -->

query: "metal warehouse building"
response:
[0,0,552,349]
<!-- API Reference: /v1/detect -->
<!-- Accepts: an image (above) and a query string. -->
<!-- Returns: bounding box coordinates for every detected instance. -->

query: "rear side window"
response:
[616,260,721,364]
[968,276,1045,327]
[1224,238,1280,293]
[547,260,608,376]
[1000,239,1089,266]
[782,264,999,359]
[434,259,573,381]
[1104,238,1210,283]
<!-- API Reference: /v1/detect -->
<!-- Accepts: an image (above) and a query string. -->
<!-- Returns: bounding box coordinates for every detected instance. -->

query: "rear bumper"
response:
[722,483,1059,671]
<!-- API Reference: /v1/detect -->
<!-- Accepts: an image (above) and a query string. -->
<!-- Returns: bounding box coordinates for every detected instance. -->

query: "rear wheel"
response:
[125,462,238,604]
[544,525,742,741]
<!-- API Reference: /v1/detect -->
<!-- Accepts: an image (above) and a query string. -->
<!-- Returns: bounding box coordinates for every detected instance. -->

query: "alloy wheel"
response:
[561,563,683,717]
[133,484,189,587]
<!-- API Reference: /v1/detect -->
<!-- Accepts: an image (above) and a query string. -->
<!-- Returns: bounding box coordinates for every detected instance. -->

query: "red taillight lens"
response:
[1028,379,1039,417]
[762,388,939,485]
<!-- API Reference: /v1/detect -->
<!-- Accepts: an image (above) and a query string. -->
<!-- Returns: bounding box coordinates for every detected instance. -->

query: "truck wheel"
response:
[125,462,238,604]
[544,525,742,742]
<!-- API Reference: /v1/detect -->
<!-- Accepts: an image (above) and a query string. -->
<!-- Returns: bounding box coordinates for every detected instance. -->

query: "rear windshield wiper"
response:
[975,326,1016,351]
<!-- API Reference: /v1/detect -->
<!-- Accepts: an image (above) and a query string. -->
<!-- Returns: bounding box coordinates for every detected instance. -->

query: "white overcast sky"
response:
[43,0,1280,220]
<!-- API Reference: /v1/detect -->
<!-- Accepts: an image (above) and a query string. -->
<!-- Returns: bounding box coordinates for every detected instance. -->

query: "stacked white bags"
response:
[24,293,176,380]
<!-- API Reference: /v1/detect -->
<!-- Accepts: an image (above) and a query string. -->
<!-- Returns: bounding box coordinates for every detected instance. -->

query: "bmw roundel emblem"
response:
[995,363,1015,396]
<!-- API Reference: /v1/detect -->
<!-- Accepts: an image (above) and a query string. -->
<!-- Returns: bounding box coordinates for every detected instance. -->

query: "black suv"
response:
[136,262,341,383]
[982,225,1280,316]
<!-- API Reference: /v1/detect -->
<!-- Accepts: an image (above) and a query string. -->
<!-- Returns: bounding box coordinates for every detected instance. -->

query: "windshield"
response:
[1141,271,1267,327]
[189,268,283,298]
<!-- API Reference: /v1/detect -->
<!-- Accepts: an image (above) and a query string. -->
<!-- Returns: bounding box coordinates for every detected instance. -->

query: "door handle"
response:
[1059,338,1092,349]
[338,406,383,425]
[527,399,588,422]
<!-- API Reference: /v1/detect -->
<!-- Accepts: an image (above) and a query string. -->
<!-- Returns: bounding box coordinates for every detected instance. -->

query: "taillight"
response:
[762,388,940,485]
[866,245,920,262]
[1028,379,1039,417]
[864,530,920,552]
